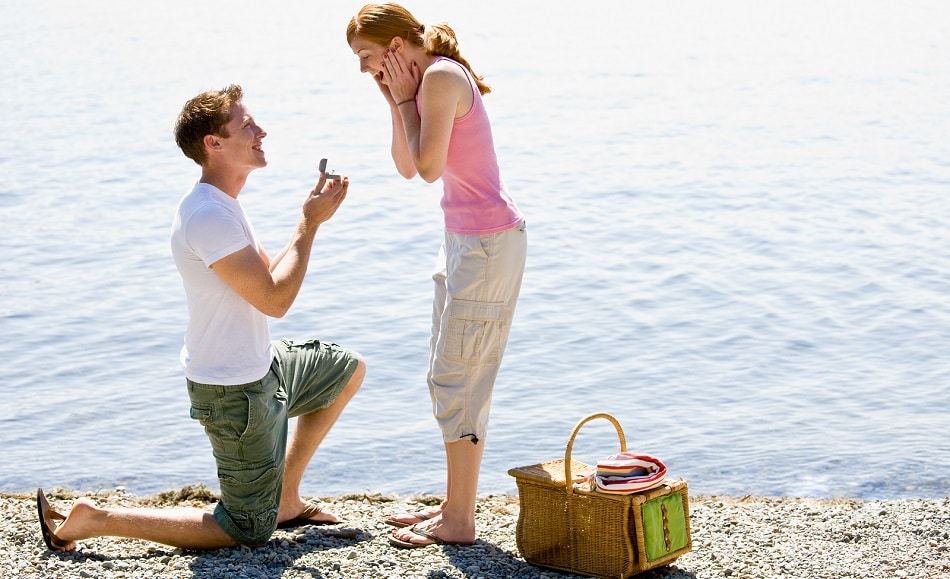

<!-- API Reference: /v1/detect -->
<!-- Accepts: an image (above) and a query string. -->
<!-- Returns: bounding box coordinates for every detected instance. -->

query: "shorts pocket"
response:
[218,464,281,509]
[443,299,508,365]
[188,394,243,465]
[217,465,281,546]
[189,402,214,427]
[238,386,286,463]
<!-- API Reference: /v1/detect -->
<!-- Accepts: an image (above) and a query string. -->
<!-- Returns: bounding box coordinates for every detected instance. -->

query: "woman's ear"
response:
[389,36,404,52]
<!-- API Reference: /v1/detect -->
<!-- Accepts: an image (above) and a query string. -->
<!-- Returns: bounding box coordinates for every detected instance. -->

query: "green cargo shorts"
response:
[187,339,360,546]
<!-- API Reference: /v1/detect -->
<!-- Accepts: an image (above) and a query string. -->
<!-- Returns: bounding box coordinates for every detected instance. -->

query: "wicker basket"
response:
[507,413,692,578]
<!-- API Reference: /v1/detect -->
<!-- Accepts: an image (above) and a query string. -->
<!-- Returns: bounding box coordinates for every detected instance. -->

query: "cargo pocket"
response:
[238,385,286,464]
[189,402,214,427]
[217,465,281,546]
[443,299,508,365]
[189,398,242,466]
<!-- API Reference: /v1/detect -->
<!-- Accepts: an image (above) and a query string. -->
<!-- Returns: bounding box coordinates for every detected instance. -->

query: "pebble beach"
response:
[4,485,948,578]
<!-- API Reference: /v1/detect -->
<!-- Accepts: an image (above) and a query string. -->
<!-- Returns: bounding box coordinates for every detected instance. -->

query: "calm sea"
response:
[2,0,948,501]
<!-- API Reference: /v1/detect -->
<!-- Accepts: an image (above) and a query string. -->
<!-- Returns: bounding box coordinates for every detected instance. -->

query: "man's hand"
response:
[302,175,349,232]
[211,175,350,318]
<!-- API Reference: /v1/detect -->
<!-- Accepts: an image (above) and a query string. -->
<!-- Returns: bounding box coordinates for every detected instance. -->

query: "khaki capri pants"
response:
[427,223,526,443]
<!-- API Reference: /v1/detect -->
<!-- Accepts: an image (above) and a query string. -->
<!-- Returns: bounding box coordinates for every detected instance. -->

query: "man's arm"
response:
[211,177,348,318]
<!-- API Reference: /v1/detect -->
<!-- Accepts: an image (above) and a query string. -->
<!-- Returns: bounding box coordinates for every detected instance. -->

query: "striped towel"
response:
[593,452,667,494]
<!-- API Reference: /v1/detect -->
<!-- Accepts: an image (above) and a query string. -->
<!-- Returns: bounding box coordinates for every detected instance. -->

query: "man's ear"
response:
[203,134,221,152]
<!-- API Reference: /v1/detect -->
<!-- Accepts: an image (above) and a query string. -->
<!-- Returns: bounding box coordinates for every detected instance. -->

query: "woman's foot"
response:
[388,513,475,547]
[384,503,445,528]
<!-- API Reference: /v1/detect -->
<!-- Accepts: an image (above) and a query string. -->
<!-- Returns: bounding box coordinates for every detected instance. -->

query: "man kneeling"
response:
[37,84,365,550]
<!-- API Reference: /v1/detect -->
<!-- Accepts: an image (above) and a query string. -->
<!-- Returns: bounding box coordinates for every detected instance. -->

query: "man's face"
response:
[218,101,267,169]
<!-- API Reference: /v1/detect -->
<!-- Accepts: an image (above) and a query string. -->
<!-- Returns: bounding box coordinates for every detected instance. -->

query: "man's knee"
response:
[339,355,367,401]
[236,525,277,548]
[348,352,366,388]
[214,503,278,547]
[350,355,367,387]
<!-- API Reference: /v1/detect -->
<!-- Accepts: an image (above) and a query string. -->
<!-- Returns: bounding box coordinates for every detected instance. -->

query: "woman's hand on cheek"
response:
[373,71,396,104]
[382,48,420,104]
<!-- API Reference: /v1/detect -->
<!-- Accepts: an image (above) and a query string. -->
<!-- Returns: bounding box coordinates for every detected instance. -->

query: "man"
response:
[37,84,365,550]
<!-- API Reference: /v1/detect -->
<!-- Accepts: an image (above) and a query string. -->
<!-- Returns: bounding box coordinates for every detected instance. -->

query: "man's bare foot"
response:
[38,490,100,551]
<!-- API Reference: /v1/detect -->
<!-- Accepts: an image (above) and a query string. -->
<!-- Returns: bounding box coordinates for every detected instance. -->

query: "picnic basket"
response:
[507,412,691,578]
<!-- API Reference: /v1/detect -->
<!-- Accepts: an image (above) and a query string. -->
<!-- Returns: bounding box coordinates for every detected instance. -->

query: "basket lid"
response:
[507,458,594,485]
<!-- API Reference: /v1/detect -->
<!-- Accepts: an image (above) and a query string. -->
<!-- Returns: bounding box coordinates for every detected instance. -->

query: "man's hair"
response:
[174,84,244,166]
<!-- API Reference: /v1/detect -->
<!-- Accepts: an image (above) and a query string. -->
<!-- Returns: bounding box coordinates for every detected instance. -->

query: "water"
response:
[2,0,948,501]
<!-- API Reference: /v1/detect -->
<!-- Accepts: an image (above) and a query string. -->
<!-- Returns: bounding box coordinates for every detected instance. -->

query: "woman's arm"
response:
[389,102,418,179]
[384,55,468,183]
[372,73,418,179]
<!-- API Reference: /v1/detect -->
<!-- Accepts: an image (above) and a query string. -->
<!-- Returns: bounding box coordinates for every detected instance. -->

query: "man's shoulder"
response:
[181,181,219,203]
[177,183,231,218]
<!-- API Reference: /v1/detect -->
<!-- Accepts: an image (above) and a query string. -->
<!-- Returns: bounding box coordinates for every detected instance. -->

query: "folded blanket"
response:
[592,452,667,494]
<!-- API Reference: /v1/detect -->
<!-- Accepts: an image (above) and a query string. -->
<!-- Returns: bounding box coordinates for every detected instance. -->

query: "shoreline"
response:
[6,485,948,578]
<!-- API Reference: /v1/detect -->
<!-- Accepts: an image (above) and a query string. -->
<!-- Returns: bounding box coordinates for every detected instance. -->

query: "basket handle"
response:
[564,412,627,494]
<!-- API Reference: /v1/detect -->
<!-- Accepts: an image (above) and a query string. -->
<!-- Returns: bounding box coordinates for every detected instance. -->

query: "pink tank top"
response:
[432,57,523,235]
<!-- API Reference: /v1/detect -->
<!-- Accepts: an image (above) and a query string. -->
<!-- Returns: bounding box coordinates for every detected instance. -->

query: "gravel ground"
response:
[4,485,948,578]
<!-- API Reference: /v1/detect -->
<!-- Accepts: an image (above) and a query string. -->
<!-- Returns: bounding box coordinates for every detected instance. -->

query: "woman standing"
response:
[347,3,526,548]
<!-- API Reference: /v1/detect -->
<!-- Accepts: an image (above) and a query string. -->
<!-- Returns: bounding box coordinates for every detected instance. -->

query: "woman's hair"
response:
[347,3,491,95]
[174,84,243,166]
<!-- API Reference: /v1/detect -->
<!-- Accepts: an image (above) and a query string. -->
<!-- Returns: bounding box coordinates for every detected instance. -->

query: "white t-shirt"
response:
[170,182,273,385]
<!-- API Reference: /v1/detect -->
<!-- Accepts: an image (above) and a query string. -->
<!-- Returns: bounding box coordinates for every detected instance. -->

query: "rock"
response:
[5,489,949,578]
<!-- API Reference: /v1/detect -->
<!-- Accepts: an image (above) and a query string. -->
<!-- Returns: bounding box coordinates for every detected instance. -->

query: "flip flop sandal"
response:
[384,510,436,528]
[276,501,340,529]
[387,525,473,549]
[36,488,73,551]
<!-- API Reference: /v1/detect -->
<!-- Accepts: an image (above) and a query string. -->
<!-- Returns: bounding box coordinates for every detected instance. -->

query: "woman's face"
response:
[350,36,389,80]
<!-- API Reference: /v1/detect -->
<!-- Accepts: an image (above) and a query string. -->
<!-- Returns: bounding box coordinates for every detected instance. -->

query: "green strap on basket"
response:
[642,492,690,561]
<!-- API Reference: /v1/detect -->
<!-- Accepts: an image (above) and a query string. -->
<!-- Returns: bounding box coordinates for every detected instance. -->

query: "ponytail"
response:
[423,22,491,95]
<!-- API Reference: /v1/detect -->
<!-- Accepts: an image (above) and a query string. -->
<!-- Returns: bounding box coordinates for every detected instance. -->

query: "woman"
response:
[347,3,526,548]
